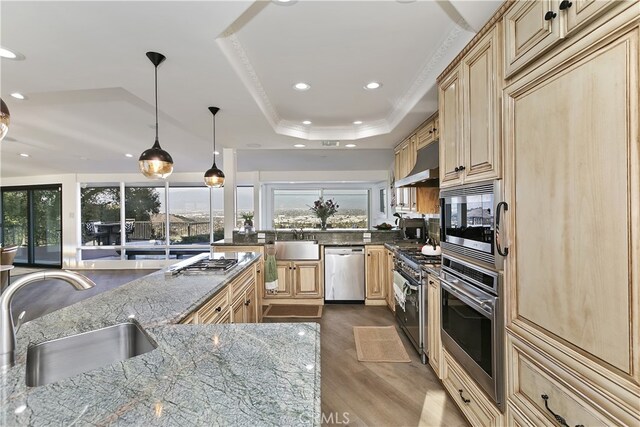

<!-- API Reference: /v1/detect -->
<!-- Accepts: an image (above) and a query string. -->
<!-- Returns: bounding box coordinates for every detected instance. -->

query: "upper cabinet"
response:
[504,0,632,78]
[439,25,502,189]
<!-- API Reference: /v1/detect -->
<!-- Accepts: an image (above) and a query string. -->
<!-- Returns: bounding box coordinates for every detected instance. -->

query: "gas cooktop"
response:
[165,253,239,276]
[396,248,441,266]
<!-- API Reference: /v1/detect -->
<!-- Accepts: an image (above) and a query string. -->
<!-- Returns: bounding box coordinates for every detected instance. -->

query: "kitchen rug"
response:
[353,326,411,363]
[263,304,323,318]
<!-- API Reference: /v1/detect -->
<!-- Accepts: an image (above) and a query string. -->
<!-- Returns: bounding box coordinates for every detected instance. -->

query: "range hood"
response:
[395,141,439,188]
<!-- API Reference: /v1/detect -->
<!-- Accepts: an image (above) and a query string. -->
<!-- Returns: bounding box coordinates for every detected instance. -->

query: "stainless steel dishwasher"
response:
[324,246,365,302]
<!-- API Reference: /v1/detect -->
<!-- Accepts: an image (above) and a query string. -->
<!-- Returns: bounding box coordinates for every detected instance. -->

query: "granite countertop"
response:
[0,253,321,426]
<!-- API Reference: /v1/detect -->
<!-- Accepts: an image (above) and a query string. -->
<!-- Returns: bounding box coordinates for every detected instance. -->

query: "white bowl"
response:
[421,245,441,256]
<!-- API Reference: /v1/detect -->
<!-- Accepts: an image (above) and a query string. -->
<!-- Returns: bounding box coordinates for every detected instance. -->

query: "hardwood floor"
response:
[9,269,157,323]
[267,304,469,427]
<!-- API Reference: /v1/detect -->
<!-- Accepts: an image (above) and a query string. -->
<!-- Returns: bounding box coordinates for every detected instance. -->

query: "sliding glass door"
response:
[1,185,62,267]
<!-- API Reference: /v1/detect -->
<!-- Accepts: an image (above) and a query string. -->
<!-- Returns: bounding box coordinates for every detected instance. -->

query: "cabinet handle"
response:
[454,167,460,172]
[215,306,222,312]
[541,395,584,427]
[433,128,437,132]
[544,10,557,20]
[245,299,251,306]
[458,389,470,404]
[458,165,465,171]
[293,267,297,270]
[559,0,572,10]
[496,201,509,256]
[428,130,433,134]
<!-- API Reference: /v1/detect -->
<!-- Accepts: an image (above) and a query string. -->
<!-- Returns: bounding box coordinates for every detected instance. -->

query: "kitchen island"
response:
[0,252,321,426]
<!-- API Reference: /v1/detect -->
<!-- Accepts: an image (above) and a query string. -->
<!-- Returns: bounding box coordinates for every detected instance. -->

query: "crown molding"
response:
[217,19,470,141]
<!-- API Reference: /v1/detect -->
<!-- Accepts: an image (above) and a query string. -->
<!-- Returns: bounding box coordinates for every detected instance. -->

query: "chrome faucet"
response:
[0,270,95,372]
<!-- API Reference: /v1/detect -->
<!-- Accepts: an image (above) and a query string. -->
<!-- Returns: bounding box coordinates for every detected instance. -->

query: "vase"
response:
[320,219,327,230]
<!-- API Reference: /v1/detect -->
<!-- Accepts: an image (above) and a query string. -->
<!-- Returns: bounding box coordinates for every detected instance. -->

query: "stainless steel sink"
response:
[275,240,320,260]
[25,322,157,387]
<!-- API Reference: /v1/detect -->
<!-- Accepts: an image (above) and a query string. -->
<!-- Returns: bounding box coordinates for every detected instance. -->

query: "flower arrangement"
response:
[309,197,339,230]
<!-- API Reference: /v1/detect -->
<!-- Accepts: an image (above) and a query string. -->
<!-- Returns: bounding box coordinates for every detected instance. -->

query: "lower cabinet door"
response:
[215,311,231,324]
[293,261,322,298]
[245,283,257,323]
[231,296,245,323]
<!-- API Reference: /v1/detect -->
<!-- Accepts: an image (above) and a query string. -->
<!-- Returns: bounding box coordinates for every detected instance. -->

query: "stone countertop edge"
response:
[1,251,322,427]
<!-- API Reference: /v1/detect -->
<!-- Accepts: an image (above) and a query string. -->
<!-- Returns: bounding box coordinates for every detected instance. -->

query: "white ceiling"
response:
[0,0,502,178]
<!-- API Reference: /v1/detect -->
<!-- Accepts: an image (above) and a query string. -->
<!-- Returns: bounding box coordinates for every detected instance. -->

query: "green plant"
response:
[241,212,254,221]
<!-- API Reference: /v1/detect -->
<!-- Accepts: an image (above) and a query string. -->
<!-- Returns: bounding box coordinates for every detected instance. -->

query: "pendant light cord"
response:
[154,64,159,141]
[212,113,216,163]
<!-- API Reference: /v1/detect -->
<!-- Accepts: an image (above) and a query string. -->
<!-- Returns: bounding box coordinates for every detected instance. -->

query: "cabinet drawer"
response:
[198,288,229,324]
[231,268,254,303]
[507,335,613,427]
[442,351,502,426]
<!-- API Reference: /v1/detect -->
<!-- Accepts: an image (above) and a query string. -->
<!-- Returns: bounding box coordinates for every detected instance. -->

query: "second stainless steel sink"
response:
[275,240,320,260]
[25,322,157,387]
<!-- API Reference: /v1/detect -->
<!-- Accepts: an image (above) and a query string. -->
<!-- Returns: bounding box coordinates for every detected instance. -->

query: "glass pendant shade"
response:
[139,139,174,179]
[204,106,225,187]
[0,98,10,142]
[204,163,225,187]
[139,51,173,179]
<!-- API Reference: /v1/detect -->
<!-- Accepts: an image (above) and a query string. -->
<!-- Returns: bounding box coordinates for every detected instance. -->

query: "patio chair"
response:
[1,245,18,292]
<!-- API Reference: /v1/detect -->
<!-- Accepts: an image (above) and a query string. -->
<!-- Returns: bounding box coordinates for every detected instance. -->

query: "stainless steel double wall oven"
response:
[439,180,507,411]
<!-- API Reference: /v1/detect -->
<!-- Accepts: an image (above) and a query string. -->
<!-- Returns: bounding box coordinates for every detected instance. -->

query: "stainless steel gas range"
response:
[393,247,440,364]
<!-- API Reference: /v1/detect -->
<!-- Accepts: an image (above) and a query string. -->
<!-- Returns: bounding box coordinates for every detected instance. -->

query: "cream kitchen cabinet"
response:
[265,260,322,299]
[385,248,395,313]
[438,25,502,188]
[503,5,639,424]
[442,350,503,426]
[427,274,442,379]
[504,0,634,78]
[231,282,256,324]
[365,245,386,302]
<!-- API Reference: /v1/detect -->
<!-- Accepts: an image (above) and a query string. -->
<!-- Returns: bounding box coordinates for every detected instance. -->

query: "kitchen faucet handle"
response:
[15,311,26,335]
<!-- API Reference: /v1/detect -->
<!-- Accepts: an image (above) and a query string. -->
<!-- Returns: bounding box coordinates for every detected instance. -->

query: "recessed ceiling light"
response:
[125,153,133,158]
[19,153,29,157]
[10,92,25,100]
[302,120,312,125]
[294,144,306,148]
[274,0,297,5]
[0,47,23,60]
[364,82,382,90]
[353,121,363,125]
[345,144,357,148]
[293,82,311,91]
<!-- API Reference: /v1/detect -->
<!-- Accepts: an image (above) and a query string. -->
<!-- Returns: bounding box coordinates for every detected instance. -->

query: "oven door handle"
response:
[441,280,494,318]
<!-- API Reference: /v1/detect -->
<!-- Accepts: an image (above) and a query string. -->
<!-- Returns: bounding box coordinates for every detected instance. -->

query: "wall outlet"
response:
[363,232,371,239]
[257,233,266,239]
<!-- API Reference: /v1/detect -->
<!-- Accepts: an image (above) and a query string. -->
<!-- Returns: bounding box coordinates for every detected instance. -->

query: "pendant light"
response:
[0,98,10,142]
[139,51,173,179]
[204,106,225,187]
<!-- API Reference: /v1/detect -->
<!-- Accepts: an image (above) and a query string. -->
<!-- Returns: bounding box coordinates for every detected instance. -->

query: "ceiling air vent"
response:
[321,140,340,147]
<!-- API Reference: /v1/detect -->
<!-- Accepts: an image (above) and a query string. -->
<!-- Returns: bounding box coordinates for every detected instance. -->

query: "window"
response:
[272,188,369,229]
[273,189,321,229]
[236,186,254,229]
[322,189,369,229]
[80,185,121,246]
[124,185,166,243]
[168,187,211,244]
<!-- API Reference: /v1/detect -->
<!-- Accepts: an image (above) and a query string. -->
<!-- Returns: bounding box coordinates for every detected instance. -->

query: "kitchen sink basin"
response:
[275,240,320,260]
[25,322,157,387]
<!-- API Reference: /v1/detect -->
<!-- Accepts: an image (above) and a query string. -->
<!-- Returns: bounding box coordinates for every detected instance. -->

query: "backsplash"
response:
[427,218,440,244]
[232,230,402,245]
